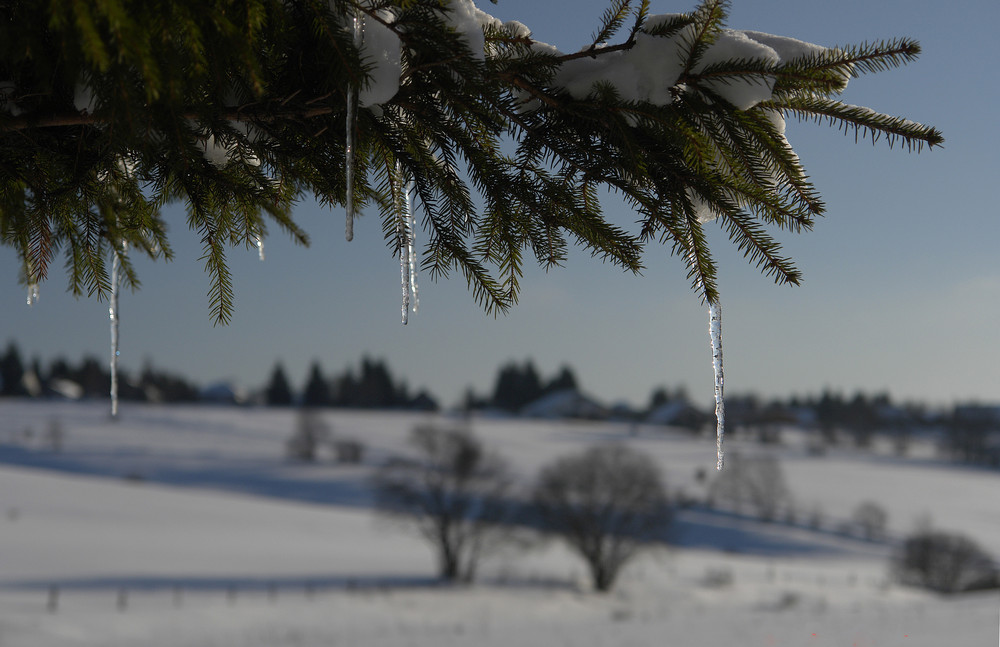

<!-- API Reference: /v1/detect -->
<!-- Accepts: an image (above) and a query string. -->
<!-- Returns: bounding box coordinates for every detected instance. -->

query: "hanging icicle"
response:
[255,233,265,261]
[109,244,125,419]
[394,161,416,325]
[399,217,410,325]
[344,10,364,242]
[392,161,410,326]
[708,298,725,470]
[24,258,39,306]
[404,177,419,314]
[687,218,726,469]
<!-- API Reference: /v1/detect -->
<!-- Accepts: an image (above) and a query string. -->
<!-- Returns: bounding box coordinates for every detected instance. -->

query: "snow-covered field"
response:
[0,400,996,646]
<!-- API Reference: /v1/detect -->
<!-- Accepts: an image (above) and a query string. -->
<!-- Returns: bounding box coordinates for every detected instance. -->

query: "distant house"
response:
[607,401,640,422]
[954,404,1000,425]
[406,391,439,412]
[200,381,248,405]
[520,389,607,420]
[645,399,707,432]
[47,378,84,400]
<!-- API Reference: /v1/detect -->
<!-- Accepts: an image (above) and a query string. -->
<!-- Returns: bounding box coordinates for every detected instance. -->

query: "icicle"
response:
[687,224,726,469]
[708,298,725,470]
[395,161,411,325]
[399,229,410,324]
[344,11,364,242]
[24,257,39,306]
[255,234,265,261]
[109,245,124,419]
[404,177,419,314]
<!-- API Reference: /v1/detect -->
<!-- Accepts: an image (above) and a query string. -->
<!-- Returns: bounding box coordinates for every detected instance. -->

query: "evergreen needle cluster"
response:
[0,0,942,323]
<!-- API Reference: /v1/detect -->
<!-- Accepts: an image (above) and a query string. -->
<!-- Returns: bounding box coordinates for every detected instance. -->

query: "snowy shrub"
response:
[532,444,671,593]
[286,409,330,462]
[333,439,365,464]
[371,424,515,583]
[707,452,790,521]
[852,501,889,541]
[702,567,734,588]
[44,418,65,452]
[807,505,824,530]
[893,530,999,593]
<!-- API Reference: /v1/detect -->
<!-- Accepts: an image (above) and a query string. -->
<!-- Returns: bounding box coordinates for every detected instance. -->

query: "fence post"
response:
[47,586,59,613]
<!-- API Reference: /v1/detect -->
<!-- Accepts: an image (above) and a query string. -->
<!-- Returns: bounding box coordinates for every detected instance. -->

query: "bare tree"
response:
[372,424,514,583]
[532,444,671,592]
[852,501,889,541]
[708,451,790,521]
[894,529,998,593]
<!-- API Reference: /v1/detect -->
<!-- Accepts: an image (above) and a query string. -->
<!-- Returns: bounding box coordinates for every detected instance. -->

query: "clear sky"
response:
[1,0,997,410]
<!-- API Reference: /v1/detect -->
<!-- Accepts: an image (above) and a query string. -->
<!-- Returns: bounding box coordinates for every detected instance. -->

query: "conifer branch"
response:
[768,96,944,150]
[0,0,942,321]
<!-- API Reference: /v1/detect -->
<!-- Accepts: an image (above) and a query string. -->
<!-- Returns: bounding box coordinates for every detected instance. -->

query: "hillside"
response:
[0,400,996,646]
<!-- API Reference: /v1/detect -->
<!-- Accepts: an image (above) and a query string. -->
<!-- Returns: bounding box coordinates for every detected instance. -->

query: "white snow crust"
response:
[0,401,997,647]
[351,2,838,114]
[358,10,403,108]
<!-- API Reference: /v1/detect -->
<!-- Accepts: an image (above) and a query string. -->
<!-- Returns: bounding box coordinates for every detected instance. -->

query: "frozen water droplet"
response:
[708,298,725,470]
[26,283,39,307]
[256,235,265,261]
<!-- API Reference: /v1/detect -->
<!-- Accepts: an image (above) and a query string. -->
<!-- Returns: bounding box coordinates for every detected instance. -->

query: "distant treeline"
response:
[0,341,439,410]
[263,357,438,411]
[0,340,203,403]
[2,341,999,467]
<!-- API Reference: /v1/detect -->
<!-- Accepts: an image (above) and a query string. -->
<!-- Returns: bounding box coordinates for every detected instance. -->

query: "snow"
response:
[553,29,687,105]
[442,0,502,62]
[358,10,402,108]
[73,83,96,114]
[199,135,231,168]
[349,3,833,115]
[695,30,779,110]
[0,400,996,646]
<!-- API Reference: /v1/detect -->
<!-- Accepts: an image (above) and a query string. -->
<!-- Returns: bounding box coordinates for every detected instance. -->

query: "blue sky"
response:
[1,0,997,409]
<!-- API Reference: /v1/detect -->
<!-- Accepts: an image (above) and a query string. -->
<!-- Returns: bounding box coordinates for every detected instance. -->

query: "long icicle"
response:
[688,221,726,470]
[344,10,363,242]
[404,177,418,314]
[395,161,410,325]
[708,298,725,470]
[109,245,124,419]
